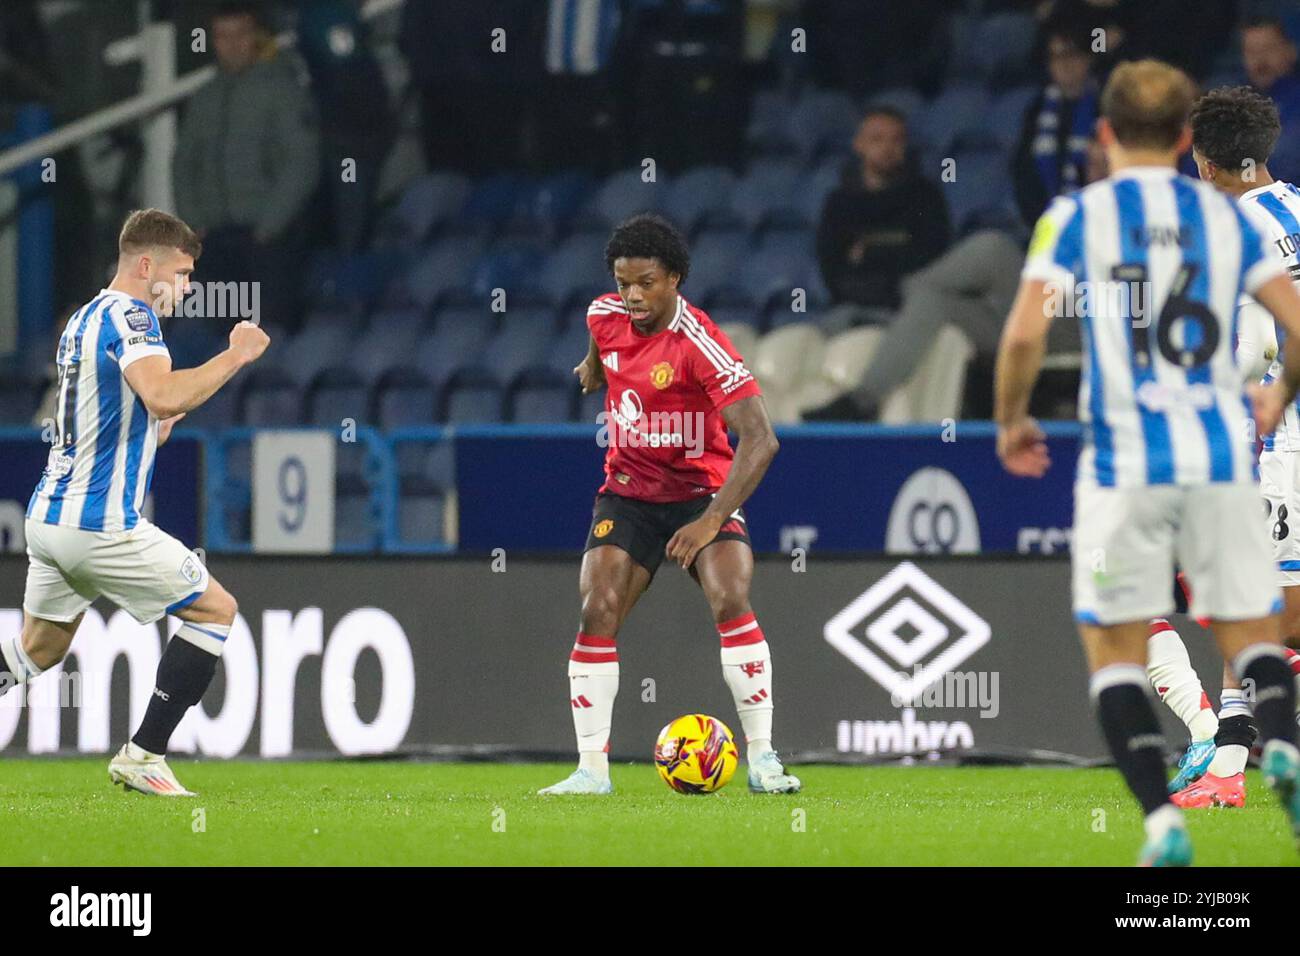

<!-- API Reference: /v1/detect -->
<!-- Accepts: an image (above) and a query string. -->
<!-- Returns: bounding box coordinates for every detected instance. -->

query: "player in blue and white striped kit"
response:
[994,61,1300,866]
[5,209,269,796]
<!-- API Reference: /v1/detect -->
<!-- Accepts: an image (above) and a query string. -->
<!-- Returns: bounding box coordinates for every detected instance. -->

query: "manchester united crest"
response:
[594,519,614,538]
[650,361,674,390]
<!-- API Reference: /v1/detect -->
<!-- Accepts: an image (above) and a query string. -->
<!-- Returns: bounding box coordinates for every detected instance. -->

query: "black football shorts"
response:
[583,491,751,579]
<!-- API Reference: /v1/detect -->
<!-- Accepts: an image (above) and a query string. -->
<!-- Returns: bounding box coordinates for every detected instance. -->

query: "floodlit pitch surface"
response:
[1,761,1297,866]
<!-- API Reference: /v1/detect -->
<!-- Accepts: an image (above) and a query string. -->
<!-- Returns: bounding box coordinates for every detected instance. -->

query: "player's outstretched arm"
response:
[666,395,779,569]
[994,278,1054,478]
[124,321,269,420]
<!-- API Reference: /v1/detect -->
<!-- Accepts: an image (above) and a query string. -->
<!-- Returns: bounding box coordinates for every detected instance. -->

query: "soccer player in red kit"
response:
[538,214,801,795]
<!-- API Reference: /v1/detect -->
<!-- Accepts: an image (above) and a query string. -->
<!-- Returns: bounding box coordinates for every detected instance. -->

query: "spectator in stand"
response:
[816,107,951,329]
[1012,25,1099,227]
[296,0,394,252]
[172,2,320,328]
[1241,17,1300,185]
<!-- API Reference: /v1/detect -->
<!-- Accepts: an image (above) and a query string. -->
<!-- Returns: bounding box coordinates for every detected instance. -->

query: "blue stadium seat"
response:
[665,166,737,234]
[395,439,454,490]
[498,306,559,337]
[946,149,1017,235]
[789,89,861,163]
[240,368,302,426]
[335,493,377,550]
[737,245,817,311]
[307,367,369,428]
[462,173,531,231]
[404,236,487,309]
[285,315,362,388]
[577,387,606,424]
[988,86,1037,151]
[302,250,391,311]
[469,239,546,298]
[687,228,750,303]
[482,321,551,385]
[508,366,577,423]
[398,492,447,545]
[416,315,495,390]
[510,170,594,235]
[973,13,1038,87]
[746,88,797,152]
[912,86,992,156]
[540,234,612,306]
[374,367,438,428]
[579,169,666,230]
[441,367,505,423]
[164,318,224,371]
[945,13,984,82]
[732,159,804,229]
[546,323,591,376]
[866,86,925,122]
[374,171,471,248]
[350,309,431,384]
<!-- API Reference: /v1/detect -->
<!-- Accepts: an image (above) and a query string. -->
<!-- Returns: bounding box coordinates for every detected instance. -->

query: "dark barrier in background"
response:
[0,555,1225,760]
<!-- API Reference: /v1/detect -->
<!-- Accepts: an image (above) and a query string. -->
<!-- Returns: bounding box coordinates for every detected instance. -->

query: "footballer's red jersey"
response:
[588,293,762,503]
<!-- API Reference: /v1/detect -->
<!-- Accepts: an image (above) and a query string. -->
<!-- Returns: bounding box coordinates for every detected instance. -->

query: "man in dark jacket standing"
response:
[172,2,321,327]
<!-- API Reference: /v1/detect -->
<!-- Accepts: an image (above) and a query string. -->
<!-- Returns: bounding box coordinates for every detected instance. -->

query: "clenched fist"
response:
[573,356,605,395]
[229,320,270,366]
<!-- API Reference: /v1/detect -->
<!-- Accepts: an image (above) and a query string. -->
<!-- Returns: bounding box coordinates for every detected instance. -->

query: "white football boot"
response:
[747,751,802,793]
[537,768,613,795]
[108,742,196,797]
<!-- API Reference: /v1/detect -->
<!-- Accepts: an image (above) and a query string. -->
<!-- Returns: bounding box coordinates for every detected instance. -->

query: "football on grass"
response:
[654,714,739,794]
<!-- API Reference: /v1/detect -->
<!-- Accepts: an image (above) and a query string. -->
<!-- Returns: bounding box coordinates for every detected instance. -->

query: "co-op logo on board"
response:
[825,562,991,754]
[885,467,980,554]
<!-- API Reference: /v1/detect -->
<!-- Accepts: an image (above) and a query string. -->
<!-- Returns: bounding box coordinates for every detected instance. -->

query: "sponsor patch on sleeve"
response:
[124,306,153,332]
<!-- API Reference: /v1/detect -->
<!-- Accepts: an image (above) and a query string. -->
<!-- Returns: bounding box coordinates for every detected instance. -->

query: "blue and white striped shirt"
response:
[1023,166,1284,488]
[1239,180,1300,453]
[27,289,171,532]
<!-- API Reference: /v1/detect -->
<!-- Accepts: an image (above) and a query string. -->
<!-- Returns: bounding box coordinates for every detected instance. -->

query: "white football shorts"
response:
[23,518,210,625]
[1072,482,1280,625]
[1258,447,1300,588]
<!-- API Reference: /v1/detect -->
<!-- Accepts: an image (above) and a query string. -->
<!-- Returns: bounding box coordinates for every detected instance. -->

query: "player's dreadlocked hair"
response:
[604,214,690,284]
[1190,86,1282,171]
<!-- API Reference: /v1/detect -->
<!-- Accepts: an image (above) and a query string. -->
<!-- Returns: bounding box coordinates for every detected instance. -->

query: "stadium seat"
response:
[973,13,1038,88]
[664,166,737,235]
[577,387,606,424]
[349,309,432,384]
[404,237,487,309]
[737,245,817,312]
[866,86,925,121]
[788,89,860,163]
[469,239,546,298]
[790,325,885,416]
[284,316,363,388]
[688,229,750,303]
[240,368,302,427]
[946,149,1017,234]
[374,367,439,428]
[546,323,592,377]
[335,492,377,550]
[398,492,447,545]
[988,86,1037,151]
[717,322,759,364]
[880,323,975,424]
[745,88,798,154]
[751,323,827,398]
[307,367,369,428]
[440,367,505,423]
[416,317,495,391]
[508,170,594,236]
[579,169,666,230]
[731,159,804,229]
[373,171,471,247]
[912,86,992,156]
[509,366,577,422]
[540,234,614,307]
[462,173,531,231]
[395,438,454,491]
[482,320,552,385]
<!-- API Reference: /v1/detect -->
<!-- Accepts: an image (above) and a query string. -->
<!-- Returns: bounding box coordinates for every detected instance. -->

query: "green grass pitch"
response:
[1,760,1297,866]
